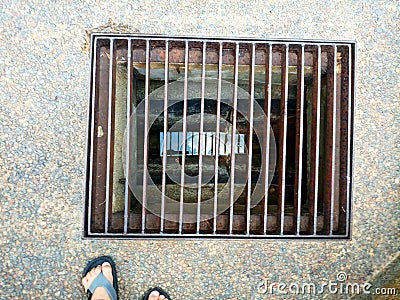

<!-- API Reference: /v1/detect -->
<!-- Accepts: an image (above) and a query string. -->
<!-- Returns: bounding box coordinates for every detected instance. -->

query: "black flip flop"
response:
[143,287,171,300]
[82,256,119,300]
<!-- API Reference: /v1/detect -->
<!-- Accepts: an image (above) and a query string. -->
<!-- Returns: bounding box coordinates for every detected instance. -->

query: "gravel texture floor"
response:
[0,0,399,299]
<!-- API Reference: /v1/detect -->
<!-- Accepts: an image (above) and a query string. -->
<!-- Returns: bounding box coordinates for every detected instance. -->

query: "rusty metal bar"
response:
[92,42,110,233]
[246,43,255,235]
[229,42,239,234]
[213,42,223,234]
[197,42,206,233]
[160,40,169,233]
[339,46,348,235]
[94,33,351,46]
[277,44,289,235]
[179,41,189,234]
[123,39,132,234]
[141,40,150,233]
[331,45,338,235]
[340,45,353,236]
[323,46,337,235]
[121,39,337,66]
[105,38,116,233]
[346,45,353,237]
[309,45,321,235]
[87,37,98,234]
[110,211,327,234]
[294,44,305,235]
[262,44,272,235]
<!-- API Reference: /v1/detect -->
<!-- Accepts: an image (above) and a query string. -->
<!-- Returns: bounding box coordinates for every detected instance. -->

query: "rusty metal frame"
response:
[83,34,355,239]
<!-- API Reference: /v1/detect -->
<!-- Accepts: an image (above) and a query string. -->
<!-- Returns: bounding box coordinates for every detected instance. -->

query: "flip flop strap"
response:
[88,272,117,300]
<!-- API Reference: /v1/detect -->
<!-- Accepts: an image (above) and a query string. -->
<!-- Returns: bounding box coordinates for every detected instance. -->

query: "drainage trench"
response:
[85,36,354,238]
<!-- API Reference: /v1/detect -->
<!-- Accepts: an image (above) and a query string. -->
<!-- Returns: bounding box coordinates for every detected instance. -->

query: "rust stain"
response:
[81,18,140,54]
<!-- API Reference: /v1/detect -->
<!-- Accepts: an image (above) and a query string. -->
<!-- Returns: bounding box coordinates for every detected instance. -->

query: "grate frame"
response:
[83,34,356,239]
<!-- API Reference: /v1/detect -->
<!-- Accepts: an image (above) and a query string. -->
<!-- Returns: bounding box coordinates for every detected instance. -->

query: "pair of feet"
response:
[82,262,167,300]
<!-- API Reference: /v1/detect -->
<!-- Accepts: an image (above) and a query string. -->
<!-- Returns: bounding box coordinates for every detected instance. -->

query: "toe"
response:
[81,277,89,290]
[82,265,102,292]
[89,265,102,276]
[159,295,165,300]
[148,290,160,300]
[101,262,114,284]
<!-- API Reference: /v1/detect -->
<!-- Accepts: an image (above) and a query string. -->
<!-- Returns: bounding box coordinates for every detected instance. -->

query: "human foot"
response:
[82,262,115,300]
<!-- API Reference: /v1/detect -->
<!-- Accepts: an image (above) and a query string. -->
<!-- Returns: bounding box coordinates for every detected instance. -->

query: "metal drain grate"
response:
[84,34,355,238]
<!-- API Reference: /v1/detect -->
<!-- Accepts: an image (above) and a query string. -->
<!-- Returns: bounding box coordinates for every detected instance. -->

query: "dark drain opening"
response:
[84,34,355,238]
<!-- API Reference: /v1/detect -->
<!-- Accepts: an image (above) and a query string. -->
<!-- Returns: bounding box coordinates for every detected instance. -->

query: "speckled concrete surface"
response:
[0,0,399,299]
